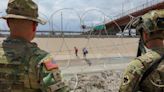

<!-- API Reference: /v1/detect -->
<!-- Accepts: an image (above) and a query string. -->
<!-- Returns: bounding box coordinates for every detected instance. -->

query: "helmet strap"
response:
[32,22,37,32]
[137,29,147,57]
[144,36,164,44]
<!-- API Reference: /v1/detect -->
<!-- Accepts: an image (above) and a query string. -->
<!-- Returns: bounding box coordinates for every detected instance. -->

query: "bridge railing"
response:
[112,0,163,20]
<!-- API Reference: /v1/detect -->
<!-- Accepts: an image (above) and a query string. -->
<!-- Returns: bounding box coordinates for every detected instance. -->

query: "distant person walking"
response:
[74,46,78,56]
[83,47,88,58]
[82,48,91,66]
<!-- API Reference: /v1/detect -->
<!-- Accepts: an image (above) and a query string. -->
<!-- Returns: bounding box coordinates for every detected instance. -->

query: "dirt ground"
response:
[67,70,123,92]
[0,37,139,60]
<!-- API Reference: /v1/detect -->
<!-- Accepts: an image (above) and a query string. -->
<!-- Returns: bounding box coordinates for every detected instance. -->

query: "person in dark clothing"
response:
[83,47,88,58]
[74,47,78,56]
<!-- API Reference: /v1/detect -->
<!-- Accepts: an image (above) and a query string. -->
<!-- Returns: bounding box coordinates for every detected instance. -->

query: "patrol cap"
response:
[2,0,46,25]
[133,9,164,33]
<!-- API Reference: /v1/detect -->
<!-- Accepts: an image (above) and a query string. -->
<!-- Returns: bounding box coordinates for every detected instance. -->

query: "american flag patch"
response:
[43,58,58,71]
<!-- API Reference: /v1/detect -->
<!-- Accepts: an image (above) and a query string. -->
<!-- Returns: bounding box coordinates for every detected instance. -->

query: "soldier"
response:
[0,0,69,92]
[119,9,164,92]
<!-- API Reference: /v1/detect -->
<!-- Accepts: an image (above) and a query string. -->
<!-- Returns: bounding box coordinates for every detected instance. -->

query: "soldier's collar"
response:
[5,37,38,47]
[151,47,164,55]
[6,37,29,43]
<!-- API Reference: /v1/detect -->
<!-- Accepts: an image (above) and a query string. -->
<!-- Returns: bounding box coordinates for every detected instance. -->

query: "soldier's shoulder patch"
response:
[122,75,130,86]
[43,57,58,71]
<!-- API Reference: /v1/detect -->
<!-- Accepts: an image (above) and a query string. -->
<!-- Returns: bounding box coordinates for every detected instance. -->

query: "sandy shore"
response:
[0,37,139,60]
[33,37,139,60]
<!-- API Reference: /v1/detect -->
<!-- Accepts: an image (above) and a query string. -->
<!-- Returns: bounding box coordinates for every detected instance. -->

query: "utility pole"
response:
[61,12,64,37]
[122,3,124,16]
[146,0,148,5]
[122,0,131,16]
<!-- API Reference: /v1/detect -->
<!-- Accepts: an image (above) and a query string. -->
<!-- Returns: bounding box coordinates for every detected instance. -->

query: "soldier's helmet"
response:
[2,0,46,25]
[132,9,164,33]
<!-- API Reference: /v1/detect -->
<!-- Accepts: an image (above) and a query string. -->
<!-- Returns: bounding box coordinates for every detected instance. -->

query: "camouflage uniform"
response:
[119,48,164,92]
[0,0,69,92]
[119,10,164,92]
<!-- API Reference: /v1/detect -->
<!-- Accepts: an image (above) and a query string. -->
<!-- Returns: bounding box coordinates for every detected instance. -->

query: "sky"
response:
[0,0,160,31]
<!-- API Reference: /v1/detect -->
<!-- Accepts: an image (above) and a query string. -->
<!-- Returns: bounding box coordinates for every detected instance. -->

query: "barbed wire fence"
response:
[49,8,82,72]
[0,7,139,92]
[46,8,139,91]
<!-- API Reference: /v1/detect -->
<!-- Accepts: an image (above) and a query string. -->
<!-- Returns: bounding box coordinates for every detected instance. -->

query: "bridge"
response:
[105,0,164,28]
[92,0,164,35]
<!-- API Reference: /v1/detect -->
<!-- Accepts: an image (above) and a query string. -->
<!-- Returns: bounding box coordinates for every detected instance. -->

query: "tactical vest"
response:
[137,49,164,92]
[0,39,46,92]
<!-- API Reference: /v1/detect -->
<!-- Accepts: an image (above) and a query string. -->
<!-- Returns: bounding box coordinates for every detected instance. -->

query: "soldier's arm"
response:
[119,59,145,92]
[38,55,69,92]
